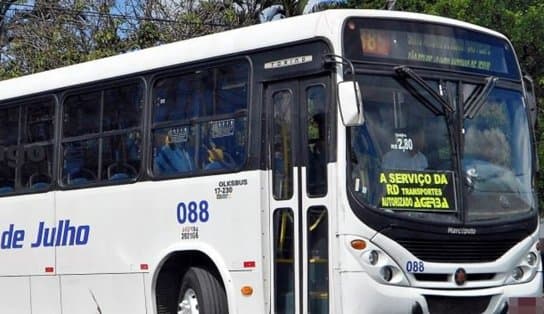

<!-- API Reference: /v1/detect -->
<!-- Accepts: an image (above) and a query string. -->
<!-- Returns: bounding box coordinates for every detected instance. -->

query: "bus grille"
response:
[425,296,491,314]
[397,239,517,262]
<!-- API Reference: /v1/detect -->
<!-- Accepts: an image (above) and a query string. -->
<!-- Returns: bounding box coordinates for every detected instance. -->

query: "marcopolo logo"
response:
[0,145,46,168]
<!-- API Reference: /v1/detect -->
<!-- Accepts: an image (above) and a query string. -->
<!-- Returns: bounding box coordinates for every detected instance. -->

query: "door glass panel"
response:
[273,208,295,314]
[307,206,329,314]
[306,85,327,197]
[272,90,293,200]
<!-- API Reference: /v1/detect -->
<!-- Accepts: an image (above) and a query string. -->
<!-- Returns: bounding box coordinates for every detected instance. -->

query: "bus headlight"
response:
[369,250,379,265]
[381,266,393,282]
[526,252,537,266]
[506,249,539,285]
[512,267,524,281]
[347,237,409,286]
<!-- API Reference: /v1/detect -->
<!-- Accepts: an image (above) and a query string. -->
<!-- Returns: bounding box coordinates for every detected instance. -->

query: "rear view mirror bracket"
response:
[323,54,364,126]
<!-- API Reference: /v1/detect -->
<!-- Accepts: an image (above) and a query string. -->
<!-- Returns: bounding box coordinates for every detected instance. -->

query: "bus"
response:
[0,9,540,314]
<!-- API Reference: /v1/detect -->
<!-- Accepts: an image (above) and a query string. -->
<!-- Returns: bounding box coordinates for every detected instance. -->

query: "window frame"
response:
[58,77,146,189]
[147,58,251,180]
[0,95,58,196]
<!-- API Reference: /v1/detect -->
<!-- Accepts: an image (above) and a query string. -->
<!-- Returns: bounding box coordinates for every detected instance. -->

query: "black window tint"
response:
[62,81,143,186]
[63,91,100,137]
[215,63,248,115]
[195,70,214,117]
[102,133,141,181]
[0,146,16,194]
[103,84,143,131]
[62,140,99,185]
[0,106,18,192]
[272,90,293,200]
[0,107,19,146]
[153,75,200,123]
[306,85,327,197]
[199,118,247,171]
[307,206,329,314]
[151,61,249,177]
[273,208,295,314]
[0,99,55,195]
[22,144,53,190]
[25,101,54,143]
[153,126,195,175]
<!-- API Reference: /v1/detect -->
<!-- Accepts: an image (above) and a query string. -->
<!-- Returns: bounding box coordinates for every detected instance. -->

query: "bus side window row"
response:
[0,61,249,195]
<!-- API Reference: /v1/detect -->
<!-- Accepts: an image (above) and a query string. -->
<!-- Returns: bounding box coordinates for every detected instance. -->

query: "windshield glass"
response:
[349,74,457,220]
[463,88,534,221]
[348,73,535,223]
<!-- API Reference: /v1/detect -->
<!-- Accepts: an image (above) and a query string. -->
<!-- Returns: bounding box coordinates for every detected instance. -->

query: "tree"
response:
[0,1,127,78]
[0,0,18,43]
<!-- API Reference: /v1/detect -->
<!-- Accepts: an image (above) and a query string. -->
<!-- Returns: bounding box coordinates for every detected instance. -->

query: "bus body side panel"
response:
[0,193,56,276]
[0,276,31,314]
[31,276,61,314]
[60,273,146,314]
[55,170,264,313]
[0,193,56,314]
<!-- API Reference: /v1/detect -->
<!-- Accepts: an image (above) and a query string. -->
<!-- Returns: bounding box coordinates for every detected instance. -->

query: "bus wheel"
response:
[177,267,228,314]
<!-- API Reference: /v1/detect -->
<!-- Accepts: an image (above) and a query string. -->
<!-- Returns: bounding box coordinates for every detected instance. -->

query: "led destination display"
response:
[343,19,519,79]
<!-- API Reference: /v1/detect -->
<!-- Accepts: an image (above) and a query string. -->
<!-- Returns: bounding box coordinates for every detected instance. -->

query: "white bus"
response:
[0,9,540,314]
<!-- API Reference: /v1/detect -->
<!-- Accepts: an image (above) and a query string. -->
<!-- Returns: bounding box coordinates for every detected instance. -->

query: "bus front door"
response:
[266,76,334,314]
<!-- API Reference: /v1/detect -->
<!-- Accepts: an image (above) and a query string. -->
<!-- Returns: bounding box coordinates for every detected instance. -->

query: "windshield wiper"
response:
[463,76,498,119]
[394,65,454,115]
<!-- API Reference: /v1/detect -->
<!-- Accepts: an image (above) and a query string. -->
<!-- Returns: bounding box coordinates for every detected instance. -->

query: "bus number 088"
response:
[405,261,424,273]
[177,200,209,224]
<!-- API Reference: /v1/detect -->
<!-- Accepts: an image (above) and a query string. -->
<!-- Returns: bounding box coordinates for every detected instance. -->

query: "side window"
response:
[102,84,142,181]
[61,81,143,186]
[0,107,19,194]
[0,99,55,195]
[151,61,249,177]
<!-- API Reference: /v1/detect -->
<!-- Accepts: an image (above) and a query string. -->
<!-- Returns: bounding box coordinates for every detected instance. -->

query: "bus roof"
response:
[0,9,508,102]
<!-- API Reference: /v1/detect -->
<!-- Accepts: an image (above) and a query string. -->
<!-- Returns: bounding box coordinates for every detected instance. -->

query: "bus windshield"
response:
[348,72,534,222]
[349,74,457,221]
[463,87,534,221]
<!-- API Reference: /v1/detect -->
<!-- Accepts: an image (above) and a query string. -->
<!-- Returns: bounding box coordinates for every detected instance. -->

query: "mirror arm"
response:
[323,54,362,114]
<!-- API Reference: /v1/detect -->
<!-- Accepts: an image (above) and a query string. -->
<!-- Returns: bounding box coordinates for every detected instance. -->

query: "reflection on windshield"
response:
[463,88,534,221]
[349,75,535,222]
[349,75,453,211]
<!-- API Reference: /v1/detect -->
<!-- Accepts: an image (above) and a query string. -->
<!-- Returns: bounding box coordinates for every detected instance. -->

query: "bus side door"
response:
[265,76,334,314]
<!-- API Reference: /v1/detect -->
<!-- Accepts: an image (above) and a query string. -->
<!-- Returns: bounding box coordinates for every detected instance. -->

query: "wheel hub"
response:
[178,288,199,314]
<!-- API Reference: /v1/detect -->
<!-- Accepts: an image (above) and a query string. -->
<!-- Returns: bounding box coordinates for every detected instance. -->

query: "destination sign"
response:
[379,170,456,212]
[343,19,519,79]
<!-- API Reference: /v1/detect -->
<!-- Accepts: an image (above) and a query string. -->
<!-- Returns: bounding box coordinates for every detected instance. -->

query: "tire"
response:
[177,267,228,314]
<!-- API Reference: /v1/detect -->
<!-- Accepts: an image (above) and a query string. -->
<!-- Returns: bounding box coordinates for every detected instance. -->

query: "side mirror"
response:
[338,81,364,126]
[523,75,537,130]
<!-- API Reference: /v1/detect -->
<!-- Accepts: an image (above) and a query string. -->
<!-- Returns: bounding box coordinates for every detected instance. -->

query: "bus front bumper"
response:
[339,271,543,314]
